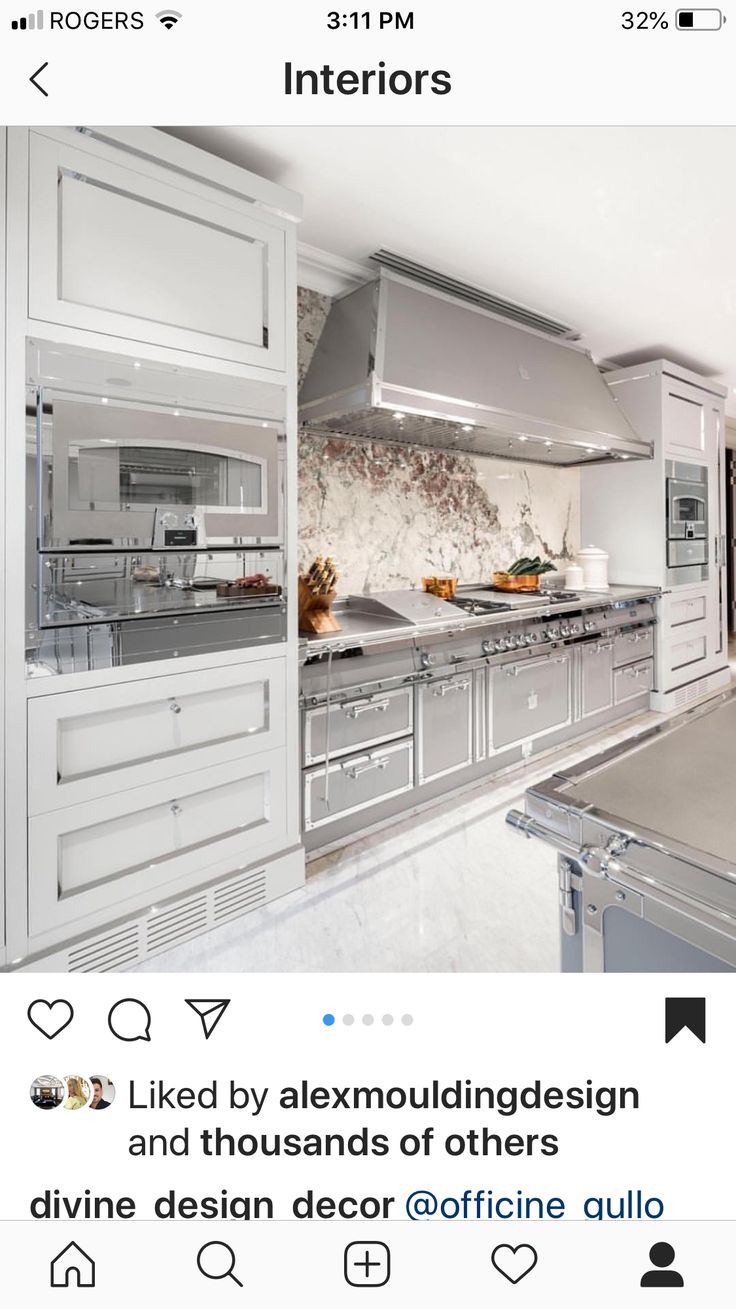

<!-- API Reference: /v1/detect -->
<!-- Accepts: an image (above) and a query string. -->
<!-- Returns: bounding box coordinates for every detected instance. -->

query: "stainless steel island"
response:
[507,688,736,972]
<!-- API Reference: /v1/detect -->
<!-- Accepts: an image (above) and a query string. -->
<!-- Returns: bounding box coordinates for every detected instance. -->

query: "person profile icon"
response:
[640,1242,684,1287]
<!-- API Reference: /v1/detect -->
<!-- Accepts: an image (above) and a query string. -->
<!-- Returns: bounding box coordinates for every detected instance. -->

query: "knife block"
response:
[298,576,342,634]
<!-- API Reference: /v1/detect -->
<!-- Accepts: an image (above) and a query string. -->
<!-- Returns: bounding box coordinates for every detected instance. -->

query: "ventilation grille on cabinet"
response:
[214,868,267,924]
[369,249,581,340]
[145,894,209,959]
[68,924,141,973]
[672,671,723,709]
[59,864,271,972]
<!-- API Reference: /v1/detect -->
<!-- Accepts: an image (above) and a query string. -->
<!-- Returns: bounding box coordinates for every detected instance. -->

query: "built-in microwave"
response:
[34,390,284,551]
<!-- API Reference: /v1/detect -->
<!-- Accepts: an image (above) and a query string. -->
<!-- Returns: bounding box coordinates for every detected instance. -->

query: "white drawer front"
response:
[28,660,286,815]
[29,749,287,934]
[670,594,707,627]
[28,134,286,371]
[669,634,707,672]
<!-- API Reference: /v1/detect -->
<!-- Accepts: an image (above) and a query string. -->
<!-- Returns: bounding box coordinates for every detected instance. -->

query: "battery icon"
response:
[676,8,724,26]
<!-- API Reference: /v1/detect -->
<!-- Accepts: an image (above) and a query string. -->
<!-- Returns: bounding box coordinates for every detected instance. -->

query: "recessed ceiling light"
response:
[133,361,142,369]
[101,397,109,405]
[518,436,528,442]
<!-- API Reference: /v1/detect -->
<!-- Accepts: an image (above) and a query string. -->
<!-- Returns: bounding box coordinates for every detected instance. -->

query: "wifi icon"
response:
[156,8,181,27]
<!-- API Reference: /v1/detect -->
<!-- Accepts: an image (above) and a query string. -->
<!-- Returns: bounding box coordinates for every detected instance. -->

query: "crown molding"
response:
[297,242,371,298]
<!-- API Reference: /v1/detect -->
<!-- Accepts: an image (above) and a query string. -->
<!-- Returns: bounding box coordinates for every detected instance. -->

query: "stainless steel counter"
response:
[300,586,660,658]
[507,687,736,972]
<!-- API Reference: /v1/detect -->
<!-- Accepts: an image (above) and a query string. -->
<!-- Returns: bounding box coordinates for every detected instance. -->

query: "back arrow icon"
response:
[30,62,49,96]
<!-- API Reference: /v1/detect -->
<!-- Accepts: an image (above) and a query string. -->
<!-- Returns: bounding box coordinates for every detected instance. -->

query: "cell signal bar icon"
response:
[11,8,44,28]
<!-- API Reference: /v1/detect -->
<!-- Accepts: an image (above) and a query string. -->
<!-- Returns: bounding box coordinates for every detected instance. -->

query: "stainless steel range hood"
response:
[299,271,652,466]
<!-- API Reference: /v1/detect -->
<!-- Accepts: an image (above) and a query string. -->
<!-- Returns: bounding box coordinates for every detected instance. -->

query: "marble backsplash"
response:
[297,287,581,595]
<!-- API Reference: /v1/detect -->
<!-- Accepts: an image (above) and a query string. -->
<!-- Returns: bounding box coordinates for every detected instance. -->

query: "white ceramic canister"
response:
[565,564,584,590]
[577,545,609,591]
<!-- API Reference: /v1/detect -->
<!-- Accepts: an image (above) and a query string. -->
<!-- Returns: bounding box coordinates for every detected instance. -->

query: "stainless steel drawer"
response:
[491,653,571,751]
[304,739,413,831]
[613,625,654,666]
[614,658,654,704]
[303,687,413,765]
[417,674,473,785]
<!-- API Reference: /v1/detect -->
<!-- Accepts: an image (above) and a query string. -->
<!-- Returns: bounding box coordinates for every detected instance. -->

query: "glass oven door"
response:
[36,390,283,550]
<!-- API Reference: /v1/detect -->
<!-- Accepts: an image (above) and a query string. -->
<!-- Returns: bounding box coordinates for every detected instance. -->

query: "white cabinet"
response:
[583,361,729,710]
[28,659,287,815]
[28,133,287,371]
[29,748,288,934]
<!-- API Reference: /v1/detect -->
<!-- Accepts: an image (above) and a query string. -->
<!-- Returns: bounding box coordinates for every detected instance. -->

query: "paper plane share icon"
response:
[185,998,231,1039]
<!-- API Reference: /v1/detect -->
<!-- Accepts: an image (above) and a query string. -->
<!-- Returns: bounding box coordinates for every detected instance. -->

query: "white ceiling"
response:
[169,126,736,422]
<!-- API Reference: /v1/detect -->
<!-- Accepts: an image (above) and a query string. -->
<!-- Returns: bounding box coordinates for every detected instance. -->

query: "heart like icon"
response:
[491,1244,538,1284]
[27,999,75,1040]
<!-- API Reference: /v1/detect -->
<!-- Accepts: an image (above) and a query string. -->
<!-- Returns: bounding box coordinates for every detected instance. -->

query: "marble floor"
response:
[133,657,736,975]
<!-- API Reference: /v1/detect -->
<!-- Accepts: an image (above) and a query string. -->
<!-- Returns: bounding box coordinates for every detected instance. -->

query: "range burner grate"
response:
[449,596,514,615]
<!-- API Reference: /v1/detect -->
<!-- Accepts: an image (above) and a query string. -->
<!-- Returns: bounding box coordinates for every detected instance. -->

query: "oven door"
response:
[667,478,707,540]
[36,389,283,550]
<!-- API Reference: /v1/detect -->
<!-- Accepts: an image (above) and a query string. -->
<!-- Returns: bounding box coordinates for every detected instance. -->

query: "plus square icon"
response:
[344,1241,391,1287]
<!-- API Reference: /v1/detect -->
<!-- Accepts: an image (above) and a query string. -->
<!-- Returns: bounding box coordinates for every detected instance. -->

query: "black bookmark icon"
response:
[665,997,706,1044]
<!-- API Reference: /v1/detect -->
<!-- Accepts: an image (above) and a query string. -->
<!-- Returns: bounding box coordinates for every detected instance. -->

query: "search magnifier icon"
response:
[197,1241,243,1288]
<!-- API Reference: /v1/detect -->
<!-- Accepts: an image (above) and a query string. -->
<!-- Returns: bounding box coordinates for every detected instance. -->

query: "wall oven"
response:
[36,391,283,550]
[665,460,708,585]
[26,339,288,675]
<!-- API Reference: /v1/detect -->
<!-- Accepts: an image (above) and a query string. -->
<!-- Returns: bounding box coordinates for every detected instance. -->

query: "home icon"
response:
[50,1241,96,1288]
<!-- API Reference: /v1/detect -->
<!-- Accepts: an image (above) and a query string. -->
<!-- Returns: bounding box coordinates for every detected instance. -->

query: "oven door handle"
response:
[344,698,391,719]
[343,756,390,780]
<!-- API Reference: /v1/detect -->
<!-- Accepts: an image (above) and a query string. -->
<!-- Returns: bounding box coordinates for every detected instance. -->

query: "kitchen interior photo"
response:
[1,124,735,974]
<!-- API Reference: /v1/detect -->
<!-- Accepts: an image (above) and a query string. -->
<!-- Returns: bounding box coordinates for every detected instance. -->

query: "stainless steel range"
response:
[300,586,659,852]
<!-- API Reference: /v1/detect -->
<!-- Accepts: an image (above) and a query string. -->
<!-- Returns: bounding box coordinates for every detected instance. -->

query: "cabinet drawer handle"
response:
[171,802,183,815]
[344,698,391,719]
[432,680,470,696]
[344,756,390,780]
[170,700,182,714]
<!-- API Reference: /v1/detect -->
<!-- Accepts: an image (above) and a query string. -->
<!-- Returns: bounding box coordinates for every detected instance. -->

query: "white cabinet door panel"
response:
[29,748,287,933]
[28,134,286,370]
[663,387,706,457]
[28,659,286,814]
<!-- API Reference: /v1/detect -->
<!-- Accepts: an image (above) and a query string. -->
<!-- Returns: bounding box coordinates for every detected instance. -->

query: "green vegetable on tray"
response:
[506,556,556,576]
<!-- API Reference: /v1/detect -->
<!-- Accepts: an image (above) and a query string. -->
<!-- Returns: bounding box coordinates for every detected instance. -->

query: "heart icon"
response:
[27,999,74,1040]
[491,1244,538,1284]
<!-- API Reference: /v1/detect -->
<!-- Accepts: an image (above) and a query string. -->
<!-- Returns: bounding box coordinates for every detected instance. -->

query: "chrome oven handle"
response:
[343,756,390,780]
[432,679,471,696]
[345,698,390,719]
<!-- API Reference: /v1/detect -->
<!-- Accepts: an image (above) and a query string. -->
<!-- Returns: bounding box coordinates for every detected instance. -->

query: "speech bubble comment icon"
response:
[107,998,152,1043]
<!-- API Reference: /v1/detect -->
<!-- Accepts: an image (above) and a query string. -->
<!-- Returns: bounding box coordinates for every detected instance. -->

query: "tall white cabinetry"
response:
[1,127,305,971]
[581,361,729,712]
